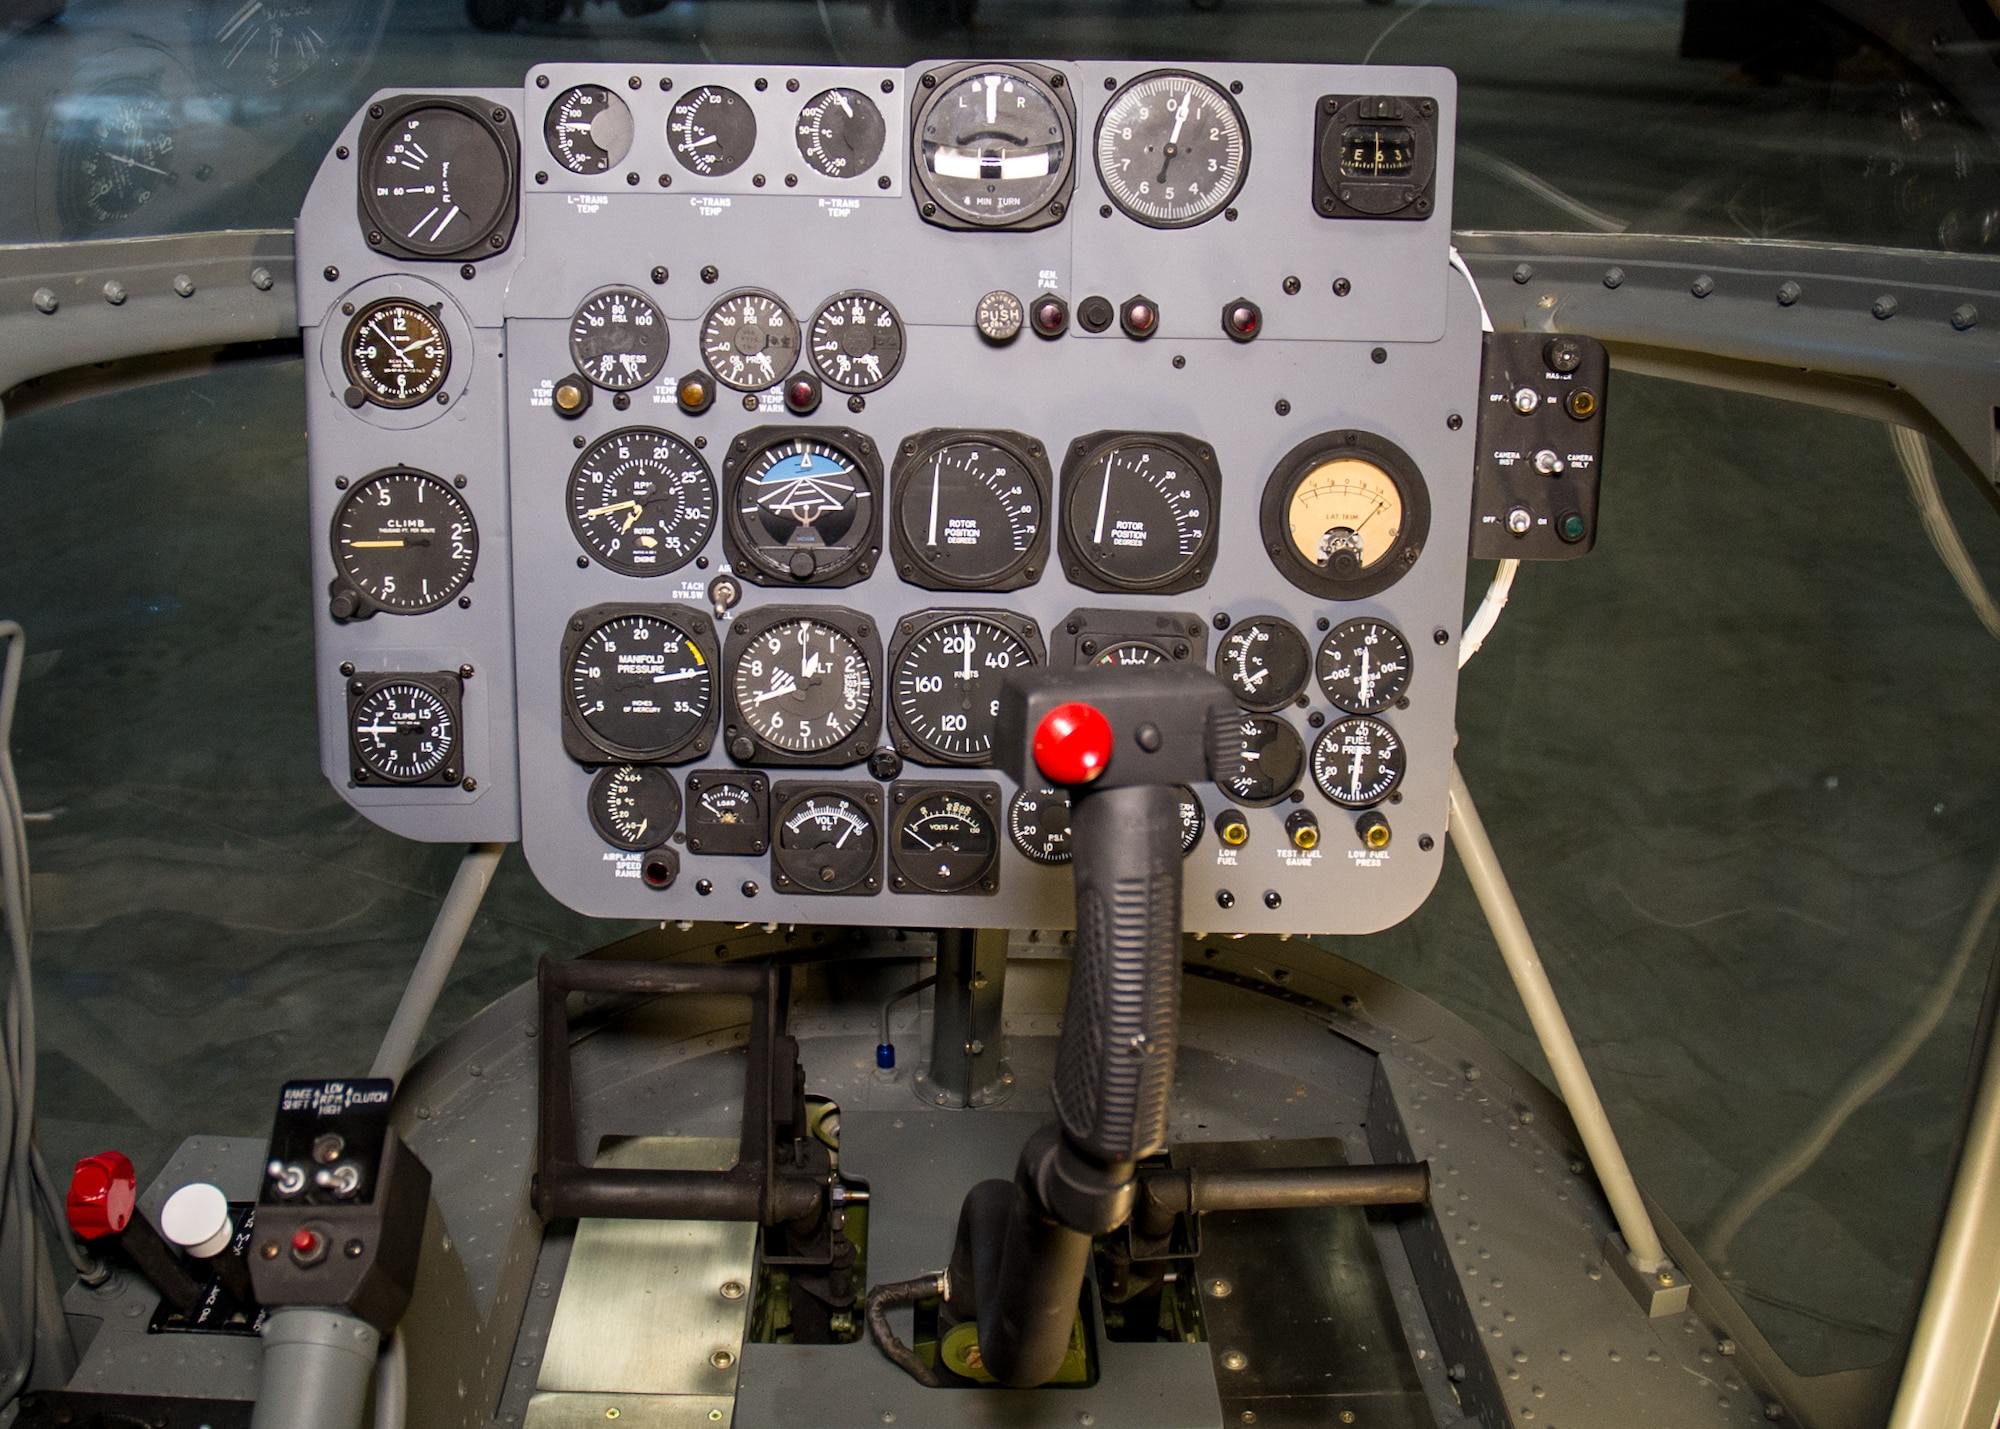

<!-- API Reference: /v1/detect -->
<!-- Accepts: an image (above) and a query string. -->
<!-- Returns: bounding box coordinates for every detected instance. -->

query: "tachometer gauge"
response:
[1094,70,1248,229]
[1007,785,1072,865]
[684,769,770,855]
[772,786,881,894]
[545,85,632,175]
[562,608,718,763]
[723,427,881,587]
[1261,432,1430,601]
[1311,716,1406,808]
[359,100,516,261]
[55,78,177,235]
[890,786,999,894]
[1059,432,1221,594]
[796,88,886,179]
[911,63,1074,230]
[567,429,716,577]
[587,765,681,850]
[331,469,477,617]
[1092,640,1168,668]
[726,611,879,764]
[1219,714,1304,806]
[700,289,800,392]
[569,288,668,392]
[889,612,1042,766]
[808,292,905,394]
[1316,619,1411,715]
[1216,617,1309,712]
[342,299,450,409]
[669,85,756,177]
[348,678,458,785]
[891,430,1050,592]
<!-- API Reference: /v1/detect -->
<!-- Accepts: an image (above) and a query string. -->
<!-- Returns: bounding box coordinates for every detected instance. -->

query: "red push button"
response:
[67,1151,137,1240]
[290,1227,327,1266]
[1034,702,1115,786]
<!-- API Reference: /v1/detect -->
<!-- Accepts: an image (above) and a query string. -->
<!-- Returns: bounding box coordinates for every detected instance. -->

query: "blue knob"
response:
[876,1043,895,1070]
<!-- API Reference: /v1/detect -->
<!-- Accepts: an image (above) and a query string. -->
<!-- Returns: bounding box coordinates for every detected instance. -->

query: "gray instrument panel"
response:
[296,61,1480,936]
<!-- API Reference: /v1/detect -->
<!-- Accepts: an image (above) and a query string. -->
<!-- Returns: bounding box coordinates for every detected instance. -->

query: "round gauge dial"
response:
[1220,714,1305,807]
[893,790,998,894]
[342,299,451,409]
[56,78,177,234]
[1216,617,1310,712]
[1175,786,1205,856]
[1311,717,1406,808]
[669,85,756,177]
[732,618,873,755]
[774,791,880,893]
[1290,459,1402,574]
[727,433,877,584]
[569,288,668,392]
[1317,619,1412,715]
[808,292,904,394]
[1063,436,1217,593]
[588,765,681,850]
[700,290,800,391]
[566,613,713,760]
[568,429,716,577]
[1262,434,1431,601]
[351,682,456,784]
[333,470,478,614]
[891,615,1038,765]
[796,87,886,178]
[1092,641,1168,668]
[1094,70,1249,229]
[913,66,1073,228]
[893,434,1046,590]
[1007,785,1072,865]
[361,104,513,258]
[545,85,632,175]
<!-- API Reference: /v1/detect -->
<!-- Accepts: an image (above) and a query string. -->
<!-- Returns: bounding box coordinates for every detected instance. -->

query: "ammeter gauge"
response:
[358,98,516,261]
[544,85,632,175]
[772,786,881,893]
[911,63,1074,230]
[796,88,886,178]
[1216,617,1309,711]
[587,765,681,850]
[1311,716,1406,808]
[567,429,715,577]
[890,430,1049,592]
[700,289,800,392]
[347,676,459,786]
[723,428,880,587]
[342,299,450,409]
[888,612,1043,766]
[1059,432,1221,594]
[569,288,668,392]
[725,610,879,765]
[808,292,904,394]
[1316,619,1411,714]
[668,85,756,177]
[330,469,477,618]
[890,786,1000,894]
[1094,70,1248,229]
[561,608,718,763]
[1219,714,1304,806]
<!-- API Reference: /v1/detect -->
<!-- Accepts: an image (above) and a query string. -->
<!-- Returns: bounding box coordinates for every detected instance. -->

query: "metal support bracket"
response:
[1604,1234,1691,1319]
[915,928,1013,1109]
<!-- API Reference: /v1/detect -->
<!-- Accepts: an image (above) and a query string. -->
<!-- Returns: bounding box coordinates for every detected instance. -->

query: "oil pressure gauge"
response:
[1262,432,1430,600]
[569,288,668,392]
[808,292,904,394]
[1094,70,1248,229]
[772,785,881,894]
[700,289,800,392]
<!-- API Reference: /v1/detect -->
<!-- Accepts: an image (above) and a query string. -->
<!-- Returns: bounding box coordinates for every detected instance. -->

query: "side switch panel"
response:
[1470,332,1607,560]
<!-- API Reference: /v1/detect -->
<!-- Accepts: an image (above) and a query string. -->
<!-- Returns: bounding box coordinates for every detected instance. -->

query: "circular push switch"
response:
[1033,702,1115,786]
[160,1182,233,1259]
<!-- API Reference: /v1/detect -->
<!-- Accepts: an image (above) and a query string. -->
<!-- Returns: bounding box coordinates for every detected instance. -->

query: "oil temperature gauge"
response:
[587,765,681,850]
[1311,716,1406,808]
[1216,617,1309,711]
[890,786,999,894]
[570,288,668,392]
[1262,432,1431,601]
[1316,619,1411,714]
[891,430,1050,592]
[772,786,881,894]
[545,85,632,175]
[1219,714,1304,807]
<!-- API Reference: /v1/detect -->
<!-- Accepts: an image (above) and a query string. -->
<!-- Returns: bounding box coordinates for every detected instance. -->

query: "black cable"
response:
[864,1273,945,1388]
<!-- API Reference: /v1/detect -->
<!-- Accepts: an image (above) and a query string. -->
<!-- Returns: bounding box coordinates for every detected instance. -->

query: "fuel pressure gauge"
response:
[1311,717,1406,808]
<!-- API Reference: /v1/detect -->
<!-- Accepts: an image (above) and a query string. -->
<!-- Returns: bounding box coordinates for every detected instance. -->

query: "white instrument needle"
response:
[1092,453,1113,545]
[927,454,942,547]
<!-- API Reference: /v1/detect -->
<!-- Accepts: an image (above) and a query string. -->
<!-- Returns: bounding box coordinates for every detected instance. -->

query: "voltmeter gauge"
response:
[1311,716,1406,808]
[1262,432,1431,601]
[889,612,1042,766]
[891,430,1050,592]
[668,85,756,177]
[1219,714,1304,807]
[331,469,477,617]
[684,769,769,855]
[723,428,880,587]
[1317,619,1411,715]
[1094,70,1248,229]
[1175,786,1205,855]
[342,299,450,408]
[700,289,800,392]
[544,85,632,175]
[1093,641,1168,668]
[772,787,881,894]
[891,787,999,894]
[1060,432,1221,594]
[569,288,668,392]
[796,87,886,178]
[587,765,681,850]
[1216,617,1309,712]
[911,63,1074,230]
[808,292,904,394]
[727,613,877,762]
[1007,785,1072,865]
[349,679,457,785]
[359,100,516,261]
[568,429,716,577]
[563,610,716,763]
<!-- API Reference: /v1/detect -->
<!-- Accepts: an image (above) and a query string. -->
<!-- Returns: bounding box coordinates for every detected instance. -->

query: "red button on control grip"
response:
[1033,702,1114,786]
[67,1151,137,1240]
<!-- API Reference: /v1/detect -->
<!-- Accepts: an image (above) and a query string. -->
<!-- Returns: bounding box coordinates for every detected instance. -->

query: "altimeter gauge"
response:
[1261,432,1430,600]
[330,469,477,618]
[342,299,451,409]
[808,292,905,394]
[724,610,880,766]
[567,429,716,577]
[569,288,668,392]
[722,427,881,587]
[1094,70,1248,229]
[545,85,632,175]
[700,289,800,392]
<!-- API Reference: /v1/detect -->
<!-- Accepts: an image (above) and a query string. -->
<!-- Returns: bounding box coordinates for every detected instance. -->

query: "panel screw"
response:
[1209,1279,1232,1297]
[251,267,275,290]
[1691,274,1714,298]
[1872,294,1898,320]
[459,664,475,679]
[848,395,865,412]
[1332,276,1351,296]
[1602,267,1624,289]
[336,145,350,159]
[31,288,57,314]
[1512,263,1533,284]
[1264,890,1281,909]
[1371,347,1387,364]
[1419,834,1435,851]
[1777,280,1802,306]
[1433,628,1450,645]
[1216,890,1234,909]
[1282,275,1301,295]
[463,777,477,791]
[720,1280,745,1299]
[174,273,197,298]
[1274,399,1290,416]
[651,266,668,284]
[335,476,349,489]
[536,75,549,88]
[461,264,476,280]
[701,266,719,284]
[1952,304,1978,330]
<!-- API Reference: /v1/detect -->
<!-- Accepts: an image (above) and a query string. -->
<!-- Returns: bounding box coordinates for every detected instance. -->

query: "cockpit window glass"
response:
[2,1,1996,250]
[1326,374,2000,1376]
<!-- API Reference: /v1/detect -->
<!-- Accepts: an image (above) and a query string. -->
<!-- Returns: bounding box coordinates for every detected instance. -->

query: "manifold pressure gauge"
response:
[890,785,1000,894]
[723,427,881,587]
[588,765,681,850]
[890,430,1050,593]
[330,468,477,618]
[545,85,632,175]
[1094,70,1249,229]
[342,299,450,408]
[561,606,720,764]
[568,429,716,577]
[1059,431,1222,595]
[669,85,756,177]
[700,289,800,392]
[772,785,881,894]
[1311,716,1405,808]
[347,674,460,786]
[1261,431,1431,601]
[724,609,881,766]
[911,63,1075,230]
[1215,617,1310,712]
[888,611,1044,766]
[796,87,886,178]
[1317,619,1411,715]
[808,292,905,394]
[570,288,668,392]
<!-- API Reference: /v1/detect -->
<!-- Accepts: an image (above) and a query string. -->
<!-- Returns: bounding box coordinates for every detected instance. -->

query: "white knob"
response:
[160,1182,233,1258]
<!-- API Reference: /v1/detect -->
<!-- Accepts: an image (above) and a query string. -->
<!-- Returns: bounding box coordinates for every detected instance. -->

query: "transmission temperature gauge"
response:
[544,85,632,175]
[796,87,886,178]
[772,785,881,894]
[669,85,756,177]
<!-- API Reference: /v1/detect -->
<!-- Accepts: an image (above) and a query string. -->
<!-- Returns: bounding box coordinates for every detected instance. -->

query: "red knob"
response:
[67,1151,137,1240]
[1033,702,1115,786]
[291,1229,321,1255]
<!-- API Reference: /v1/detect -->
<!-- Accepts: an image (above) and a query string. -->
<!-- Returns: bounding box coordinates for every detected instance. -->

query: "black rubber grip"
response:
[1053,782,1183,1165]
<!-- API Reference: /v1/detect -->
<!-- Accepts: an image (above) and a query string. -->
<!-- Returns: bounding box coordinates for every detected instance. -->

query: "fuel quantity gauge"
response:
[891,430,1050,592]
